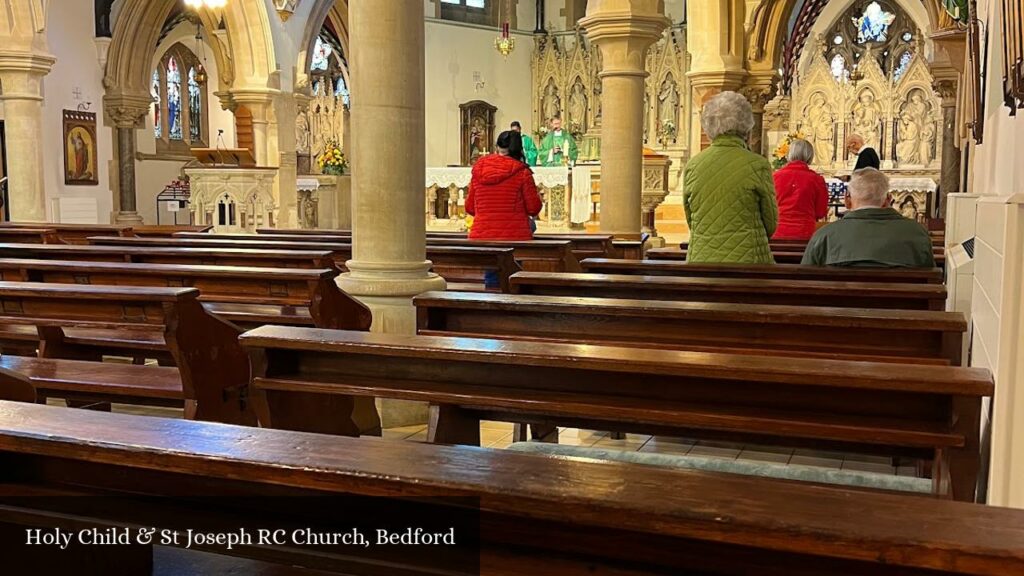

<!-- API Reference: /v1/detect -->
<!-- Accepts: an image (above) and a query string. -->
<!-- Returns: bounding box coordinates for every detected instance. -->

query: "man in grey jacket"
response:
[802,168,935,268]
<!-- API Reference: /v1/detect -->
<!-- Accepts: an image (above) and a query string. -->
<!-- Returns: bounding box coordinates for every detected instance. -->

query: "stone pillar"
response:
[105,98,151,225]
[338,0,446,426]
[580,0,669,238]
[0,53,55,221]
[741,74,777,156]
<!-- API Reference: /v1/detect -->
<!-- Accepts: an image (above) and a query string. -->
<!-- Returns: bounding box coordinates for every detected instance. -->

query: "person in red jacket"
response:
[772,138,829,241]
[466,131,543,241]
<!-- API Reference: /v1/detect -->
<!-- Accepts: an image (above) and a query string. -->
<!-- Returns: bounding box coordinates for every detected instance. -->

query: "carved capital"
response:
[933,78,958,102]
[103,93,152,129]
[739,84,776,111]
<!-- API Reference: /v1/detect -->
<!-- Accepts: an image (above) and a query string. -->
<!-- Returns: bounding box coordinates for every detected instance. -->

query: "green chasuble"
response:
[538,130,579,166]
[521,134,539,166]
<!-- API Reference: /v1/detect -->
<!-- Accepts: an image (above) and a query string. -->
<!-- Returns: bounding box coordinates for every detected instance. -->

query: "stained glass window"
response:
[893,51,913,83]
[853,2,896,43]
[188,67,202,143]
[167,56,182,141]
[830,54,850,82]
[335,76,350,107]
[152,69,162,138]
[312,37,331,71]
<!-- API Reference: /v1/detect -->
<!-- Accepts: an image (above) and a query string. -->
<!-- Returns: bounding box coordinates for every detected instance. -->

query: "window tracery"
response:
[151,43,208,154]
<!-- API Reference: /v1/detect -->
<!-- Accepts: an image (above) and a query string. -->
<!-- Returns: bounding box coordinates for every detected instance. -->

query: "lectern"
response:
[190,148,257,168]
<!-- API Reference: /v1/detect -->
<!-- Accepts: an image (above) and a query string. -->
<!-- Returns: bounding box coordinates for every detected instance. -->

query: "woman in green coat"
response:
[683,91,778,264]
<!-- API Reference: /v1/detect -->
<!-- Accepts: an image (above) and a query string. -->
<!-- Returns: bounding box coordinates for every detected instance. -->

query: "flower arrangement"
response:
[772,131,805,170]
[464,215,474,233]
[534,125,549,141]
[317,140,348,176]
[568,120,585,141]
[659,119,677,147]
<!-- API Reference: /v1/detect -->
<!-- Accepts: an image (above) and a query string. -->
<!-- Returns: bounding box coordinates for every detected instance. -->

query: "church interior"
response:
[0,0,1022,573]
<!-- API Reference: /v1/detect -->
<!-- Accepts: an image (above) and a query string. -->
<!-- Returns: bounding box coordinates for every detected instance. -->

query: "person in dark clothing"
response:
[847,134,881,170]
[801,168,935,268]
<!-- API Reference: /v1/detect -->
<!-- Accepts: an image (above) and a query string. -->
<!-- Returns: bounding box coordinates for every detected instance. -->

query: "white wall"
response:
[962,0,1024,507]
[40,0,114,222]
[134,21,237,224]
[424,20,534,166]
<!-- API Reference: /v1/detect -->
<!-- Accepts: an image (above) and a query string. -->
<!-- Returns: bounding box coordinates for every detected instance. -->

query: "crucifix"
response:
[72,87,83,101]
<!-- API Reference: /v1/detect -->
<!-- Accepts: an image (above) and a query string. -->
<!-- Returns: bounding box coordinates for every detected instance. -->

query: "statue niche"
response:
[852,88,883,151]
[568,78,589,135]
[803,92,836,165]
[896,88,936,166]
[460,100,497,166]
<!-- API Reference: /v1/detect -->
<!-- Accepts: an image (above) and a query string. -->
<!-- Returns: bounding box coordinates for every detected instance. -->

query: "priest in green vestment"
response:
[511,121,538,166]
[538,117,579,167]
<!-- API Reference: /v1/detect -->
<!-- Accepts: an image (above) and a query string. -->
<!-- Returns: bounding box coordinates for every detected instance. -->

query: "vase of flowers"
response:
[659,119,677,148]
[772,131,805,170]
[317,141,348,176]
[534,125,549,141]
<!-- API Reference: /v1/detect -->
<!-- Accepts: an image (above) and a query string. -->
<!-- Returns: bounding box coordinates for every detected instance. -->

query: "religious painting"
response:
[62,110,98,186]
[459,100,497,166]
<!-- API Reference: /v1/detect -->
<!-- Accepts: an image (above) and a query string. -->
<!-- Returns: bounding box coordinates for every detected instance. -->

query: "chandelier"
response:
[494,0,515,58]
[184,0,227,9]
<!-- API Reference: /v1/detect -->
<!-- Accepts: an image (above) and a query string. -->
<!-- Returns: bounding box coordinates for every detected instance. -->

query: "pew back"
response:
[581,258,944,284]
[510,272,948,310]
[0,222,133,244]
[0,243,334,269]
[1,402,1021,575]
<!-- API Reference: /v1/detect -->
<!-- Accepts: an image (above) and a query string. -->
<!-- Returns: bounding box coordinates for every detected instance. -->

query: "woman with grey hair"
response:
[683,91,778,263]
[772,137,829,240]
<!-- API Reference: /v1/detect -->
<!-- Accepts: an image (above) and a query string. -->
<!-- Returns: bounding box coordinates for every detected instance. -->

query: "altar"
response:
[425,166,594,233]
[825,176,938,224]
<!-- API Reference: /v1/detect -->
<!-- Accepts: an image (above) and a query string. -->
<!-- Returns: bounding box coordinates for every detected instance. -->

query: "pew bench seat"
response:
[0,356,182,406]
[505,442,934,494]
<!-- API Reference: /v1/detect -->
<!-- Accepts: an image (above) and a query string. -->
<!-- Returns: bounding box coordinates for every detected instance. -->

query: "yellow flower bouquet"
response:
[772,131,805,170]
[317,140,348,176]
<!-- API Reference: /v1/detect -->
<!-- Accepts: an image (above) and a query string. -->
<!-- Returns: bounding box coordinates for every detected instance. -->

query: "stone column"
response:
[338,0,445,426]
[105,98,152,225]
[741,74,777,156]
[580,0,669,238]
[0,53,55,221]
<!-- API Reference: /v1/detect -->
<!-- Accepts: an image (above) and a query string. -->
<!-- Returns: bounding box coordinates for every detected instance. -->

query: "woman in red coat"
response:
[772,138,829,241]
[466,131,543,241]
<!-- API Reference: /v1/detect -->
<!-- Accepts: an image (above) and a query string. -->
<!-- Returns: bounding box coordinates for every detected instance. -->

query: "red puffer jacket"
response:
[771,160,829,241]
[466,154,543,240]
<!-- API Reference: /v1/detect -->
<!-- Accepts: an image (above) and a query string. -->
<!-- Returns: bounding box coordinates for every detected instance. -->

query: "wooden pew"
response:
[131,224,213,237]
[414,291,965,365]
[0,243,334,269]
[0,222,132,244]
[2,402,1022,575]
[94,236,521,292]
[510,272,948,311]
[0,228,59,244]
[651,246,947,267]
[0,259,371,331]
[0,368,35,402]
[581,258,944,284]
[426,238,582,272]
[0,282,253,424]
[241,327,990,502]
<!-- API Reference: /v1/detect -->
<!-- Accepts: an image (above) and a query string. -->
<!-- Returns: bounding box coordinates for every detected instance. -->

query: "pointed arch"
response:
[298,0,350,93]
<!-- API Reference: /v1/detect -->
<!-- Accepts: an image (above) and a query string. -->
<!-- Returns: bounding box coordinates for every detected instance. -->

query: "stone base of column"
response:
[114,211,145,225]
[338,262,447,428]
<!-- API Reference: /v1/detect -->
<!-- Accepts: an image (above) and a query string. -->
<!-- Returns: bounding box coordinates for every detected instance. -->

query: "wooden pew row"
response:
[580,258,944,283]
[2,403,1022,575]
[94,234,572,277]
[649,246,947,267]
[681,237,947,249]
[131,224,214,237]
[0,243,334,269]
[413,291,965,365]
[0,222,133,244]
[0,228,59,244]
[252,227,649,260]
[241,328,990,502]
[88,236,522,292]
[510,272,948,311]
[0,283,253,424]
[0,259,371,331]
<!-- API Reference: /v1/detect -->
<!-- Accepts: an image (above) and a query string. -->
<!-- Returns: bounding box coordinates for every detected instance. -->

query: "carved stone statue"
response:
[804,92,835,166]
[920,120,936,165]
[852,90,882,149]
[543,81,561,122]
[897,113,921,164]
[296,109,310,154]
[658,77,679,128]
[897,90,934,165]
[569,80,588,131]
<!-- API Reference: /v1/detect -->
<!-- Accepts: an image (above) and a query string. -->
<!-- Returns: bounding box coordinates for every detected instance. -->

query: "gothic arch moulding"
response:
[297,0,350,94]
[104,0,276,117]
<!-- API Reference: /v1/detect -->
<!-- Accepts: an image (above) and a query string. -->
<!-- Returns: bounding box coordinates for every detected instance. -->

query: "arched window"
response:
[151,43,209,153]
[823,0,918,85]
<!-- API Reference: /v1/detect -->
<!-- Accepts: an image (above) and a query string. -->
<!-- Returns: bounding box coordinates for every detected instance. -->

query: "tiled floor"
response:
[89,402,909,477]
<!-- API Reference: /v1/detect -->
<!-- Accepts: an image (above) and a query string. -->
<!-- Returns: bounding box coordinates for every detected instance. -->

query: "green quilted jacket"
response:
[683,135,779,264]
